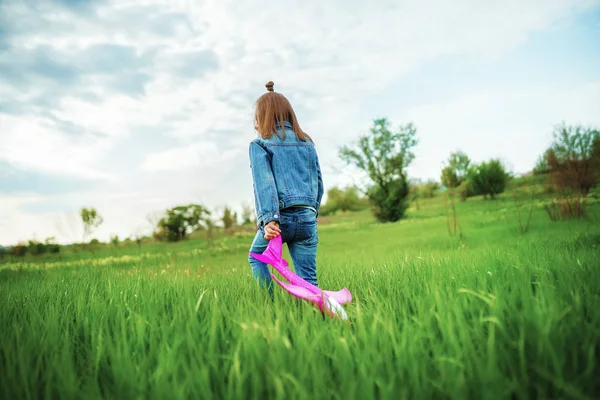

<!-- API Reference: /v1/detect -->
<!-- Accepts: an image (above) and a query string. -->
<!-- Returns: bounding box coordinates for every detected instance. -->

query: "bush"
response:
[458,180,470,202]
[467,159,510,199]
[9,243,27,257]
[320,186,368,216]
[27,240,47,256]
[370,177,410,222]
[589,184,600,200]
[545,196,587,220]
[47,244,61,254]
[110,235,120,247]
[418,180,439,199]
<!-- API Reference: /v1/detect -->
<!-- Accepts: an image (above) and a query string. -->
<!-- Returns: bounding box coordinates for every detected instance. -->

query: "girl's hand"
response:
[263,221,281,240]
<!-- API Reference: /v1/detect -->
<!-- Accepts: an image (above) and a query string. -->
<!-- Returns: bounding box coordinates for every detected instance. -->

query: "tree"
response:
[441,151,471,188]
[156,204,211,242]
[241,203,255,226]
[543,123,600,195]
[340,118,418,222]
[204,215,217,248]
[467,159,510,199]
[44,237,60,254]
[110,234,120,247]
[80,208,103,242]
[533,149,552,175]
[221,207,238,231]
[133,229,144,251]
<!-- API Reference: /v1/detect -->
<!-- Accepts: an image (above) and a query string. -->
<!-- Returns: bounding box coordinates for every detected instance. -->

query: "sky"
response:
[1,0,599,245]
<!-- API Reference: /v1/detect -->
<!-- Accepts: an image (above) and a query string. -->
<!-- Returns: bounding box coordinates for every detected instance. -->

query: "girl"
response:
[248,81,324,290]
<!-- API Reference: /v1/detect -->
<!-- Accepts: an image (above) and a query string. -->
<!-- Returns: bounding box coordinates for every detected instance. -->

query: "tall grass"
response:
[1,197,599,399]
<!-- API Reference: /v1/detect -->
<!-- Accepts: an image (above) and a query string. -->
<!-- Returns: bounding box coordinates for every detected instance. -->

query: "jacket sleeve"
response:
[249,141,280,226]
[316,152,324,213]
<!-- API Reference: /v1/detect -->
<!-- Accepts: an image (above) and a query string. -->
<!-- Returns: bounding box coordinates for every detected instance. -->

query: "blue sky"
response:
[1,0,599,245]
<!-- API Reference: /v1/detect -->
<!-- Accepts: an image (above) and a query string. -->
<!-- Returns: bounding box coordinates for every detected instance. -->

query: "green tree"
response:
[241,203,255,226]
[340,118,418,222]
[221,207,238,230]
[110,234,120,247]
[533,149,552,175]
[543,122,600,195]
[80,207,103,241]
[441,151,471,188]
[156,204,211,242]
[467,159,510,199]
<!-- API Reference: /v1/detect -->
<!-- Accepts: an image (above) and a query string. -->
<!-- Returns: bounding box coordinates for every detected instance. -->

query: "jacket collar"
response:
[276,121,293,129]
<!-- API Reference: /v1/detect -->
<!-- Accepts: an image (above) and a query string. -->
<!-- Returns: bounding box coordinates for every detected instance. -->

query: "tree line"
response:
[2,119,598,258]
[337,118,598,222]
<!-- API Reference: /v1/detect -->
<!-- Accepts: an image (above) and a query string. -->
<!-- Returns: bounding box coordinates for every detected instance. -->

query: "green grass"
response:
[1,195,600,399]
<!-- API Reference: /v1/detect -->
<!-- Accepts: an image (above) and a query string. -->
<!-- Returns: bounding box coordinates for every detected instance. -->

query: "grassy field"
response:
[1,194,600,399]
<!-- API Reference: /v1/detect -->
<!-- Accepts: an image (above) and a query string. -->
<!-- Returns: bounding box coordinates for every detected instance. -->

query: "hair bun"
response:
[265,81,274,92]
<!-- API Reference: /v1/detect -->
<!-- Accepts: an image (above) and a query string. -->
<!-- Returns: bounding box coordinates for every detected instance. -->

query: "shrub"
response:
[321,186,368,215]
[9,243,27,257]
[458,181,470,202]
[467,159,510,199]
[370,177,410,223]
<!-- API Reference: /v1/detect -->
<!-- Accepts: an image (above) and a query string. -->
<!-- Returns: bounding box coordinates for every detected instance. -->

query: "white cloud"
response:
[402,79,600,178]
[141,142,217,172]
[0,114,115,181]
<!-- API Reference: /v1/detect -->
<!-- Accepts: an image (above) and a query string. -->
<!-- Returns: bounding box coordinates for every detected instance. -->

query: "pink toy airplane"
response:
[250,235,352,320]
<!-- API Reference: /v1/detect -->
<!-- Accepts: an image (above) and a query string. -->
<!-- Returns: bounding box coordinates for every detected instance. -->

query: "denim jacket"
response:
[249,121,324,227]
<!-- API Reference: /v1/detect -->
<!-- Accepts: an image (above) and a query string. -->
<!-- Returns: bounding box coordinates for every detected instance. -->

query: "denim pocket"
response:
[297,221,318,244]
[295,208,318,243]
[297,208,317,225]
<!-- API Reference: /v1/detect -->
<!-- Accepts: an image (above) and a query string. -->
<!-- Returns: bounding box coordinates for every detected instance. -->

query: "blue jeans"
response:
[248,207,319,290]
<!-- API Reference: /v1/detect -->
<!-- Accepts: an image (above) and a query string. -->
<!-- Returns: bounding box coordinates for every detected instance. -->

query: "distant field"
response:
[1,195,599,399]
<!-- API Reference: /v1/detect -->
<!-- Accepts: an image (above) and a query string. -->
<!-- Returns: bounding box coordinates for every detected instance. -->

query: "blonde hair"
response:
[254,81,312,142]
